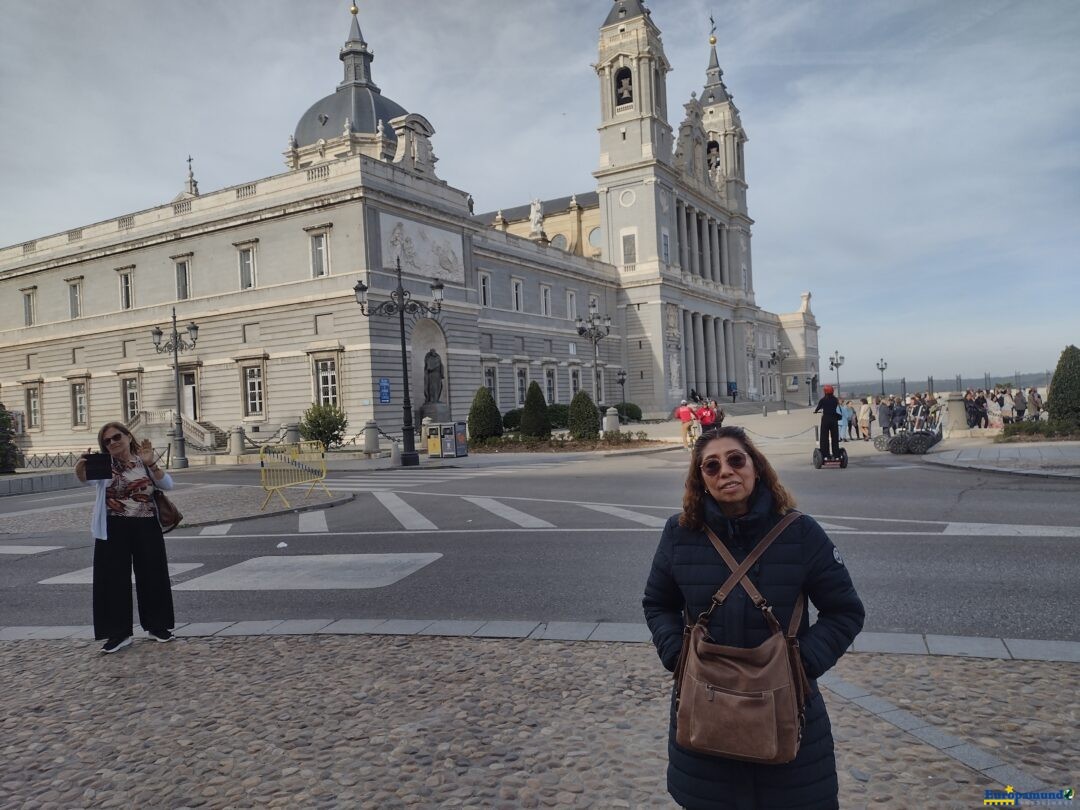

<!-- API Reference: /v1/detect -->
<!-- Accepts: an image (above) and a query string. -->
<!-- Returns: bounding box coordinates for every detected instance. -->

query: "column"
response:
[723,319,736,391]
[719,225,730,286]
[692,313,706,396]
[688,207,700,278]
[703,315,717,397]
[676,201,688,271]
[682,309,695,398]
[714,318,728,393]
[709,221,721,283]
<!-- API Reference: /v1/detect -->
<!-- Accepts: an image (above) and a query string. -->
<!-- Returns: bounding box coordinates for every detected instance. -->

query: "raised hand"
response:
[137,439,155,464]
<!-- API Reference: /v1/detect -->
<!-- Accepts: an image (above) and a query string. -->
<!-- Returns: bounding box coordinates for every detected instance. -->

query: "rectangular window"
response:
[119,271,133,310]
[622,233,637,264]
[315,358,338,406]
[569,342,577,356]
[243,366,264,416]
[175,260,190,300]
[570,368,581,396]
[545,368,556,404]
[25,386,41,428]
[484,366,497,404]
[122,378,139,422]
[239,247,256,289]
[311,232,327,277]
[512,279,523,312]
[23,290,36,326]
[589,294,599,312]
[516,367,528,405]
[566,290,577,320]
[661,231,671,264]
[68,281,82,318]
[71,382,88,426]
[540,285,552,317]
[479,272,491,307]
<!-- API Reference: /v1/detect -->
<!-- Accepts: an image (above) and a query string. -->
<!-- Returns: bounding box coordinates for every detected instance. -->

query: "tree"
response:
[0,403,17,474]
[299,403,348,450]
[467,386,503,441]
[1047,344,1080,425]
[520,381,551,439]
[568,390,600,441]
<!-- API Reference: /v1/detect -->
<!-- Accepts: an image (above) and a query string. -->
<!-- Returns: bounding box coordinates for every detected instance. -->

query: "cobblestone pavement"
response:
[2,637,1071,809]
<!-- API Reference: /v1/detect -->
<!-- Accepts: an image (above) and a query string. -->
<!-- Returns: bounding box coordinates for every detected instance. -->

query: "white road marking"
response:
[943,522,1080,537]
[0,501,94,518]
[40,562,203,585]
[817,521,857,532]
[580,504,668,528]
[172,553,442,591]
[299,511,328,533]
[199,524,232,536]
[461,497,554,528]
[0,545,63,554]
[371,492,438,531]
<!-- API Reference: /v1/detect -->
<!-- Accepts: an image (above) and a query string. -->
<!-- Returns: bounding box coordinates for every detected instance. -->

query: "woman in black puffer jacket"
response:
[643,426,864,810]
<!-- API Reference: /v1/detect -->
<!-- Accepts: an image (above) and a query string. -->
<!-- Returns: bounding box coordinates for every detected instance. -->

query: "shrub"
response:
[299,403,348,450]
[614,401,643,422]
[1046,344,1080,425]
[0,402,17,474]
[467,386,503,441]
[502,408,523,431]
[568,390,600,441]
[547,403,570,430]
[520,381,552,439]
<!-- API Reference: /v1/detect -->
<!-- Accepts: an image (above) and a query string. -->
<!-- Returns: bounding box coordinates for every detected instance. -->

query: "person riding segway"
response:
[812,384,847,468]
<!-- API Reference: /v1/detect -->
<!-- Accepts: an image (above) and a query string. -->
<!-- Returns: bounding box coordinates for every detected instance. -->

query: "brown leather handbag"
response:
[673,511,813,764]
[143,462,183,533]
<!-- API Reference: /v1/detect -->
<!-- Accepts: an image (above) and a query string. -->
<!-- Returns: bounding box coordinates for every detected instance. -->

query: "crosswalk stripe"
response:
[199,525,231,536]
[371,492,438,531]
[580,504,668,528]
[461,497,555,528]
[299,511,328,533]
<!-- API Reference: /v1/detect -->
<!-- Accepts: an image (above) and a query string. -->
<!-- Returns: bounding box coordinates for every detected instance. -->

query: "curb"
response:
[175,492,357,530]
[920,457,1080,480]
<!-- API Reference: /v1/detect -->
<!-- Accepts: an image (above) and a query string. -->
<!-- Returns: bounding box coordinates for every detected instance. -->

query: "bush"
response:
[520,381,551,439]
[467,387,503,441]
[568,390,600,441]
[1047,344,1080,425]
[614,401,643,422]
[547,403,570,430]
[0,402,17,474]
[502,408,522,431]
[299,403,348,450]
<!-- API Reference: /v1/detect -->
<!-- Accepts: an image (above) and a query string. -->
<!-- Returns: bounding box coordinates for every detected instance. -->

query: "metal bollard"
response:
[363,420,380,455]
[762,405,767,417]
[390,441,401,466]
[602,407,620,434]
[228,426,246,456]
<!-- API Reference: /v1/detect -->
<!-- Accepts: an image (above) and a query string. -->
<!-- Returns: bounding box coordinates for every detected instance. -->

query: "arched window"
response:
[549,234,568,251]
[614,67,634,107]
[707,140,721,171]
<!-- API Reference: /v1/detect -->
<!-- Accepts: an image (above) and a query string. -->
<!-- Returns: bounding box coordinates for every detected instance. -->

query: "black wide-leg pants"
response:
[93,515,175,640]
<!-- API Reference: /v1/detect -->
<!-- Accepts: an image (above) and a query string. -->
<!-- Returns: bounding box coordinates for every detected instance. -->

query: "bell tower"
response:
[699,35,749,217]
[595,0,673,171]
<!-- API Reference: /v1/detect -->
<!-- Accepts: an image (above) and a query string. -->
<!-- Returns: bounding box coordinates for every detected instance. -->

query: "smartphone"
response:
[83,453,113,480]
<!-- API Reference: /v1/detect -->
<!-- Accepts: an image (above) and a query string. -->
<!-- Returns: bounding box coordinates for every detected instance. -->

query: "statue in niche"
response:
[669,354,681,389]
[423,349,444,404]
[528,199,544,236]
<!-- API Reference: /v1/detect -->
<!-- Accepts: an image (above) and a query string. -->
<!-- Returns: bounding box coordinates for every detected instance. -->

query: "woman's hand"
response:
[74,447,93,482]
[137,439,155,465]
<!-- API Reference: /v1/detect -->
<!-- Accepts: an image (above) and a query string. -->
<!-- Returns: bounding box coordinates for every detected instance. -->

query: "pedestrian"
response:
[876,396,892,437]
[75,421,177,654]
[696,400,717,430]
[974,390,989,428]
[813,385,841,459]
[837,400,850,441]
[857,398,872,441]
[675,400,695,450]
[843,400,858,440]
[1013,388,1027,422]
[643,425,864,810]
[713,400,726,428]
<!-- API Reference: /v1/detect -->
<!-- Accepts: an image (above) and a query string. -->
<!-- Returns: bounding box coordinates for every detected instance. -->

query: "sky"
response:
[1,0,1077,383]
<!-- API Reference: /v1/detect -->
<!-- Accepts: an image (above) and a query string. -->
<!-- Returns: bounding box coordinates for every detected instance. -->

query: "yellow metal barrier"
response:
[259,441,333,510]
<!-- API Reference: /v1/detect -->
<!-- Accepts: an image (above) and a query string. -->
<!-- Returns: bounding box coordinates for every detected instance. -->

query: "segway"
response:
[812,446,848,469]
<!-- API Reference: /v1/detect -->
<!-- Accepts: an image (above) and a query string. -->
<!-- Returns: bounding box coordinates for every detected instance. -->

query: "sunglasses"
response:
[103,433,127,445]
[700,452,749,477]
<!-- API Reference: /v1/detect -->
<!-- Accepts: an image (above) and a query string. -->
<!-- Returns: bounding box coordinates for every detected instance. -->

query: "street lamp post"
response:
[769,346,790,409]
[805,376,814,407]
[150,308,199,469]
[876,358,888,396]
[353,258,444,467]
[616,368,627,408]
[829,350,844,395]
[576,300,612,403]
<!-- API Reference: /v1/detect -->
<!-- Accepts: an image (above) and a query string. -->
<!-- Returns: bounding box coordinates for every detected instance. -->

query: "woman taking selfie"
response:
[75,421,177,653]
[643,426,864,809]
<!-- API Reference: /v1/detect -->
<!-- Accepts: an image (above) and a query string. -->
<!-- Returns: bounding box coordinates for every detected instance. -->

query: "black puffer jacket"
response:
[643,486,864,810]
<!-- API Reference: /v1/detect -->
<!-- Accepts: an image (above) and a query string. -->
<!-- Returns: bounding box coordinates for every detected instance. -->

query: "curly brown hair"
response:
[97,421,139,456]
[679,425,796,530]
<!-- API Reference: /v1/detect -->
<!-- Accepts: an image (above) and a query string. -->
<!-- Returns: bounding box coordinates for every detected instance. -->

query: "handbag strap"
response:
[702,511,804,637]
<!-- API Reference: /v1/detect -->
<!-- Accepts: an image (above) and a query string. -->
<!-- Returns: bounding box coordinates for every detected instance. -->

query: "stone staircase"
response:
[197,421,229,450]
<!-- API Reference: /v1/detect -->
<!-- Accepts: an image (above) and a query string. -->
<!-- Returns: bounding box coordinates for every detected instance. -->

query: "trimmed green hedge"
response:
[547,404,570,429]
[1047,344,1080,425]
[569,390,600,441]
[520,381,552,439]
[467,386,503,441]
[502,408,522,431]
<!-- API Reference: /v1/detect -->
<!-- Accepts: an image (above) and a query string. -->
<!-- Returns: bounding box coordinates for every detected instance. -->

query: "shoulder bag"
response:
[673,510,812,764]
[143,461,183,534]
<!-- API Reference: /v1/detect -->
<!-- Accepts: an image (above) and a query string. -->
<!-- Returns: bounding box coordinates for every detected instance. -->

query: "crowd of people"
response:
[832,393,941,442]
[674,396,726,448]
[963,387,1043,429]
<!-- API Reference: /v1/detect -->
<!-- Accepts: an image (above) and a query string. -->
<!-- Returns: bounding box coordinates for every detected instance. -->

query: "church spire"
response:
[339,2,379,92]
[184,155,199,196]
[702,30,730,105]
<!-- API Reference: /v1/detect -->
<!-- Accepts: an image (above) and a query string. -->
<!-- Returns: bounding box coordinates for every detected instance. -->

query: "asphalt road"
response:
[2,448,1079,640]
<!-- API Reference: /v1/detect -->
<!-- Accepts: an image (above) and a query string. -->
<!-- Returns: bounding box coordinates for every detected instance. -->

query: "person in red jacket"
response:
[675,400,695,448]
[695,401,717,429]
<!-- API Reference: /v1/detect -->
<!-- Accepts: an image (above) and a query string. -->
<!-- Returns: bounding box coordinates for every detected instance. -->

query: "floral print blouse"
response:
[105,459,156,518]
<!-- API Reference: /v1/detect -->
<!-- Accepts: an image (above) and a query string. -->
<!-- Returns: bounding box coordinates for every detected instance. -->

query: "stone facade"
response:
[0,3,818,455]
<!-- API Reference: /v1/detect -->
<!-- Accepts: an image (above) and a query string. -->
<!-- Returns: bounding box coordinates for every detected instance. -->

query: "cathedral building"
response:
[0,1,819,456]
